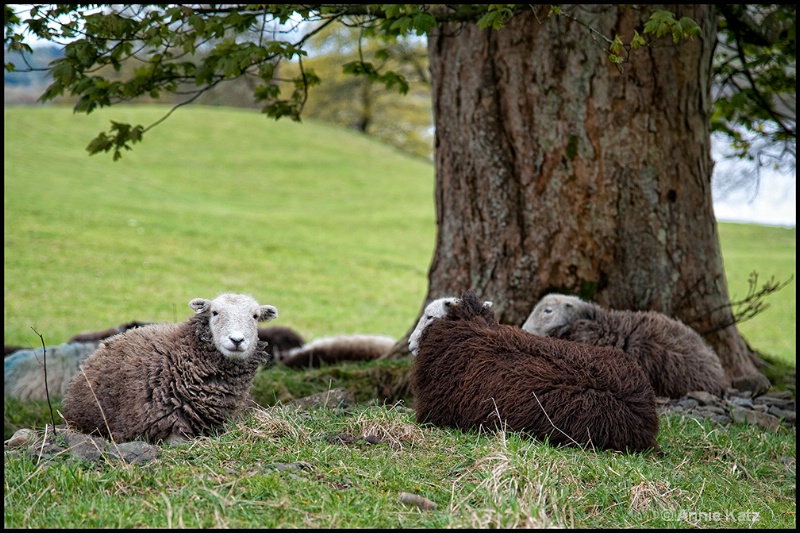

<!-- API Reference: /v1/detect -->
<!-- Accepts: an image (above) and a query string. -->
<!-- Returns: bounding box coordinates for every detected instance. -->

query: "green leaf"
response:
[610,35,624,56]
[630,30,646,50]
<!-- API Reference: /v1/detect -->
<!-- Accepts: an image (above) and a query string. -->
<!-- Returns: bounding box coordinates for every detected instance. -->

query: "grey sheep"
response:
[4,341,102,401]
[521,293,727,398]
[61,292,278,444]
[5,322,149,401]
[410,291,660,454]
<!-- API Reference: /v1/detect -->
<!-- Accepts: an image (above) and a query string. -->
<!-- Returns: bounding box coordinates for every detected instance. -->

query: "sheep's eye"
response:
[253,314,259,320]
[543,308,552,314]
[212,311,219,316]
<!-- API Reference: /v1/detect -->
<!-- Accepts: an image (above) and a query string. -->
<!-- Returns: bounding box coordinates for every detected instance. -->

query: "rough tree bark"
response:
[390,5,764,385]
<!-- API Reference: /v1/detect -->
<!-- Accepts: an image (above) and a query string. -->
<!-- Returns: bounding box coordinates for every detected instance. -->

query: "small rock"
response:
[731,374,771,397]
[5,428,39,449]
[399,492,437,511]
[728,397,754,408]
[768,407,796,425]
[106,440,158,465]
[729,406,781,432]
[64,432,107,462]
[677,398,699,410]
[685,391,719,406]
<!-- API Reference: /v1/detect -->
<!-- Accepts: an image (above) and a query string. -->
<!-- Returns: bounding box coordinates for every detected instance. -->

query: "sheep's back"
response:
[4,341,101,401]
[413,320,659,453]
[560,310,726,398]
[281,334,394,368]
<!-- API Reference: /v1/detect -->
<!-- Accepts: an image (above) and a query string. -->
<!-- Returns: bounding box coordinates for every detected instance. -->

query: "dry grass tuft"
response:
[354,406,426,450]
[237,406,310,444]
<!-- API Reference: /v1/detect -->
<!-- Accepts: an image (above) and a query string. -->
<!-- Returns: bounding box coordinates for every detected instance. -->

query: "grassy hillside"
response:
[4,105,795,366]
[716,223,796,364]
[4,105,436,347]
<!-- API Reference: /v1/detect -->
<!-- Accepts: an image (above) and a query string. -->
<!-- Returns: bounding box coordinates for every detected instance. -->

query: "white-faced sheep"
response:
[521,293,727,398]
[279,334,396,369]
[61,292,278,444]
[410,291,660,454]
[4,341,103,401]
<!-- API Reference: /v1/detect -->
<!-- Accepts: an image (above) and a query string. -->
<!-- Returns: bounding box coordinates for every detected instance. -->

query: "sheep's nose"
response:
[230,336,245,348]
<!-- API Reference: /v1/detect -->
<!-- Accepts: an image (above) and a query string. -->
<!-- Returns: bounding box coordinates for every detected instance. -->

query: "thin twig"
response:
[30,327,55,430]
[530,390,585,449]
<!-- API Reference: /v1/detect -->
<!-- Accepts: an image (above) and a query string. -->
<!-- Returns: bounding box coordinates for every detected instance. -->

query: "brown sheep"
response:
[62,293,278,444]
[68,321,152,343]
[410,291,660,454]
[258,325,305,361]
[521,293,727,398]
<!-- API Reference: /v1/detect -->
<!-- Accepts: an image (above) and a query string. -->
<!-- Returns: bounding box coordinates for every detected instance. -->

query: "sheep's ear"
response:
[189,298,211,314]
[483,300,493,309]
[259,305,278,322]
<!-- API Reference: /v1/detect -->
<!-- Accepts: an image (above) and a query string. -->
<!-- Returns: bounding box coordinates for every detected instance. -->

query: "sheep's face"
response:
[521,293,584,336]
[408,297,460,356]
[190,293,278,360]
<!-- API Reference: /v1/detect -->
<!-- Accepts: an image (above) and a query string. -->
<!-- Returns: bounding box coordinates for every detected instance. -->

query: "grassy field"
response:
[716,223,796,363]
[4,105,436,347]
[3,105,796,528]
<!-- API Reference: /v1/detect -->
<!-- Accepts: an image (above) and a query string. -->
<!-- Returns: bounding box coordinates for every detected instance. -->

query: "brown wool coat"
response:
[413,292,660,454]
[62,314,269,443]
[523,295,727,398]
[258,325,305,360]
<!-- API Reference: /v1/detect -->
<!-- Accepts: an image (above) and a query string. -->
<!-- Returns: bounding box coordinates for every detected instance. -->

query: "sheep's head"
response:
[521,293,584,336]
[190,293,278,360]
[408,296,493,356]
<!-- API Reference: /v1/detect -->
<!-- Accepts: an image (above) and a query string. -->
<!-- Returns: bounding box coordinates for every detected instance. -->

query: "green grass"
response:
[4,105,796,528]
[716,223,796,365]
[4,105,435,347]
[3,404,795,528]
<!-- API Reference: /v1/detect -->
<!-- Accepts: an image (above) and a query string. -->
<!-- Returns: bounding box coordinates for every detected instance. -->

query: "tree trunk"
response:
[391,5,763,385]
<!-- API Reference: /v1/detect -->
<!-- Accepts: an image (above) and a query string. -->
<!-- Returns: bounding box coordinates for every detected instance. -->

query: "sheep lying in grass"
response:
[4,323,149,401]
[410,291,660,453]
[5,345,27,357]
[279,334,396,368]
[68,321,152,343]
[4,341,102,401]
[258,325,305,361]
[521,293,727,398]
[62,292,278,444]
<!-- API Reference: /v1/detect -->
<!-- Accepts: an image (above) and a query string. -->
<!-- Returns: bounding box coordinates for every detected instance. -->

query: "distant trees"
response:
[281,25,433,159]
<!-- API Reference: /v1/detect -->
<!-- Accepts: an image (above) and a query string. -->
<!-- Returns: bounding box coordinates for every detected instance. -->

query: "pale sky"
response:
[713,171,796,227]
[711,136,796,228]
